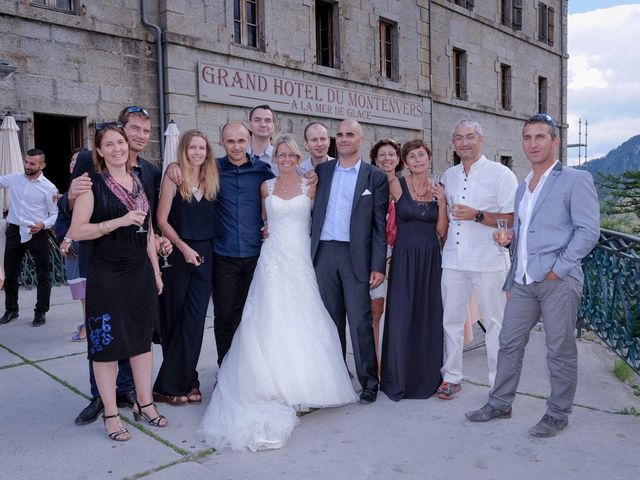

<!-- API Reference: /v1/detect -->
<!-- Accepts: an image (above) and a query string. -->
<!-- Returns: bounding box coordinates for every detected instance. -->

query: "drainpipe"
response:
[428,0,435,173]
[140,0,165,157]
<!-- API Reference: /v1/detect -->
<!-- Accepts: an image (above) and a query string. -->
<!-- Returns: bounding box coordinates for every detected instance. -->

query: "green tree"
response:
[598,170,640,217]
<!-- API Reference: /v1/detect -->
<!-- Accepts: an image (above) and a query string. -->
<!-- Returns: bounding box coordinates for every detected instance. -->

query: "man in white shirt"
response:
[0,148,58,327]
[300,121,333,173]
[437,119,518,399]
[247,104,276,173]
[465,114,600,438]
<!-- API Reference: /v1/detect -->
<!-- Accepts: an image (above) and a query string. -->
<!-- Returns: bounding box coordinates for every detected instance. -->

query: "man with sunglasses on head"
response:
[60,105,169,426]
[466,114,599,438]
[437,119,518,401]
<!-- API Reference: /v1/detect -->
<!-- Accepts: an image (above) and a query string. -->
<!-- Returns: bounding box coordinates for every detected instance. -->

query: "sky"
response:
[566,2,640,165]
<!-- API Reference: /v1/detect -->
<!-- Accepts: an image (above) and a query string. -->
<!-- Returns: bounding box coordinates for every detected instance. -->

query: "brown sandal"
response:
[186,387,202,404]
[152,391,188,406]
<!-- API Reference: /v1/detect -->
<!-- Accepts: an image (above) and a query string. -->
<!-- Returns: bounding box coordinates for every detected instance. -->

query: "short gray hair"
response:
[451,119,483,139]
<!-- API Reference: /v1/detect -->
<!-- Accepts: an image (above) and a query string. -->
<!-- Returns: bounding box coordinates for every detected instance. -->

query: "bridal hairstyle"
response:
[176,129,220,202]
[273,135,303,164]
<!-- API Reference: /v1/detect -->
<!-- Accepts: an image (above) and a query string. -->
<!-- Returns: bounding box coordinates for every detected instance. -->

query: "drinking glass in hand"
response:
[160,239,172,269]
[135,195,147,233]
[496,218,510,244]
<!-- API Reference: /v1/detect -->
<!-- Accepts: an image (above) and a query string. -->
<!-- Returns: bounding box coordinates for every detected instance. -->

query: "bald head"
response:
[222,122,251,165]
[336,119,364,164]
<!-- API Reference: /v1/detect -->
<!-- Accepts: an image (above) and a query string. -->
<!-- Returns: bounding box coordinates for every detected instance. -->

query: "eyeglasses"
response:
[95,121,123,131]
[275,153,299,160]
[124,106,150,118]
[453,134,479,144]
[525,113,557,129]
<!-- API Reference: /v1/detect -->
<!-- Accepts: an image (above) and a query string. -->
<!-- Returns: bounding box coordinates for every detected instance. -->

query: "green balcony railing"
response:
[19,232,67,288]
[579,228,640,373]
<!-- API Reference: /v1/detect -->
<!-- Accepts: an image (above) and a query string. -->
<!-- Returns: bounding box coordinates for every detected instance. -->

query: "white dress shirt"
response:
[514,161,559,285]
[248,143,276,174]
[0,172,59,243]
[320,159,361,242]
[300,155,334,174]
[441,156,518,272]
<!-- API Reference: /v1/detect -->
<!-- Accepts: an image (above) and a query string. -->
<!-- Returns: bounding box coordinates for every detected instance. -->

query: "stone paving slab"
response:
[1,286,639,480]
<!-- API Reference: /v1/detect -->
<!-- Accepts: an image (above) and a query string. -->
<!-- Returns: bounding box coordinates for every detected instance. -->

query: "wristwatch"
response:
[474,210,485,223]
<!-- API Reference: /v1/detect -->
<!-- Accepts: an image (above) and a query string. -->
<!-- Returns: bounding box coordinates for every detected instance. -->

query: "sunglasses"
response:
[95,121,123,131]
[525,113,557,130]
[124,106,150,118]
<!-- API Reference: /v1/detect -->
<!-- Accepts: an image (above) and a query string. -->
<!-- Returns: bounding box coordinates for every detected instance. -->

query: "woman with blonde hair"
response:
[198,135,357,451]
[153,129,219,405]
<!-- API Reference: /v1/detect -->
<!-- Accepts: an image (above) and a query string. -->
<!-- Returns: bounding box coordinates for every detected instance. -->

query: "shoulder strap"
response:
[266,178,276,196]
[300,176,309,196]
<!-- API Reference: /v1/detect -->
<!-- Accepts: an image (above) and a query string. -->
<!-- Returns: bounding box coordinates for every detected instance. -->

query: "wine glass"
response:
[496,219,509,244]
[135,195,147,233]
[159,237,172,269]
[431,174,442,201]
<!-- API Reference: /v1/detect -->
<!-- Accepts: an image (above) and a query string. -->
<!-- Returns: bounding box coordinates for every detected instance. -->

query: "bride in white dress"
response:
[197,135,358,452]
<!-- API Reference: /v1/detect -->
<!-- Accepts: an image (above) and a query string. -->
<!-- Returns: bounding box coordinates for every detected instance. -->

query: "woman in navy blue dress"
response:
[153,130,219,405]
[380,139,448,401]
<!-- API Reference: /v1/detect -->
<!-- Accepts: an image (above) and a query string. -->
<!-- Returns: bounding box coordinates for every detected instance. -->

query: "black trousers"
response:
[3,224,52,314]
[154,239,213,396]
[212,253,259,366]
[314,241,379,392]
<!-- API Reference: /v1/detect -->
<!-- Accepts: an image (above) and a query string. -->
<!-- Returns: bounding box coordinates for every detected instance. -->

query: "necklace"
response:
[529,176,542,192]
[278,177,298,194]
[408,177,429,200]
[191,182,201,195]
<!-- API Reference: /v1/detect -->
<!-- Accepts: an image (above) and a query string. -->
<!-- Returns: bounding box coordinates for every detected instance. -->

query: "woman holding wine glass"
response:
[68,124,166,441]
[153,129,219,406]
[380,139,448,401]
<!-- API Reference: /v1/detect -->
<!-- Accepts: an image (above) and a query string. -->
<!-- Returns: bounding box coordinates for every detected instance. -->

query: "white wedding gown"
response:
[197,179,358,452]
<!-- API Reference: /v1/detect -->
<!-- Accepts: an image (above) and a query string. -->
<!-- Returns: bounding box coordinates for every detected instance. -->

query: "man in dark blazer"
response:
[465,114,600,437]
[311,119,389,404]
[59,106,164,425]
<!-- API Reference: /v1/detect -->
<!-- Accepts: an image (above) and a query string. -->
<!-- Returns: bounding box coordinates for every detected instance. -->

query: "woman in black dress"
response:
[380,139,448,401]
[153,130,219,405]
[68,124,166,441]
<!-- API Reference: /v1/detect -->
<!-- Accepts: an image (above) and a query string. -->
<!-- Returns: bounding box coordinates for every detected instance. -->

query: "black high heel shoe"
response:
[132,401,167,427]
[102,413,130,441]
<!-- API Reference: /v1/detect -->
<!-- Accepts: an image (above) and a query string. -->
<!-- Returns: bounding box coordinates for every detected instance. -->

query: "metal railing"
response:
[19,233,67,288]
[579,228,640,373]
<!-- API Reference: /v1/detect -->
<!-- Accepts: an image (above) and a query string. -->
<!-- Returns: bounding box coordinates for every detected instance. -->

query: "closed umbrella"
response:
[0,114,24,212]
[162,120,180,175]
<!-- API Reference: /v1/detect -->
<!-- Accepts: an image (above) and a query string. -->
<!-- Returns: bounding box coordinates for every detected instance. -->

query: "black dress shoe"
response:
[32,312,46,327]
[74,397,104,425]
[0,311,18,325]
[116,389,137,409]
[359,389,377,404]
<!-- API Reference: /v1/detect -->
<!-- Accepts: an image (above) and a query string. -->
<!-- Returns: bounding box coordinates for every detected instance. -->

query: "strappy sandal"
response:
[102,413,130,441]
[153,391,188,406]
[132,401,167,427]
[186,387,202,404]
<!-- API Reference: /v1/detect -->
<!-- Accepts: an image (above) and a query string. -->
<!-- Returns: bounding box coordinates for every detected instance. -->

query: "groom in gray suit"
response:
[311,119,388,404]
[466,114,600,437]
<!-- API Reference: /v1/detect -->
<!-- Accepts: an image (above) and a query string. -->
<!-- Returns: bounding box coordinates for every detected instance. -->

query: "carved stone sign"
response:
[198,62,423,130]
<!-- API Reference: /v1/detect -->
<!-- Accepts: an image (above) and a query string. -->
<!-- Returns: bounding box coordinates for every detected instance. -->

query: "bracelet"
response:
[98,221,112,235]
[154,272,162,277]
[63,236,73,244]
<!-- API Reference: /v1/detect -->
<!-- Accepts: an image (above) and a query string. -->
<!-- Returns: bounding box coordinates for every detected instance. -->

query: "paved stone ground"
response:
[1,286,639,480]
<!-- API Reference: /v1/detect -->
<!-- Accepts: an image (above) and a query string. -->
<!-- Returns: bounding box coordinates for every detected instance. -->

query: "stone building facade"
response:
[0,0,566,192]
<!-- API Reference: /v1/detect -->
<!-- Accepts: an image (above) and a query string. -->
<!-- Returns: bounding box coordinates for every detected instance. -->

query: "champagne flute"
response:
[431,174,442,201]
[135,195,147,233]
[159,237,172,269]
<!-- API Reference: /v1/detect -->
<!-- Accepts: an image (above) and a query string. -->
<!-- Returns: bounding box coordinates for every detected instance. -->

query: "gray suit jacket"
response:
[310,159,389,283]
[503,162,600,291]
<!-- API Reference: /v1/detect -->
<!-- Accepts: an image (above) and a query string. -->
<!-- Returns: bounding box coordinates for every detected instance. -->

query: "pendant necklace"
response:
[408,177,428,200]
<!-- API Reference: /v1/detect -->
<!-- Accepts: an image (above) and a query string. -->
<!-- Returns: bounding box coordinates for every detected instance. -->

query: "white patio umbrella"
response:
[162,120,180,175]
[0,114,24,212]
